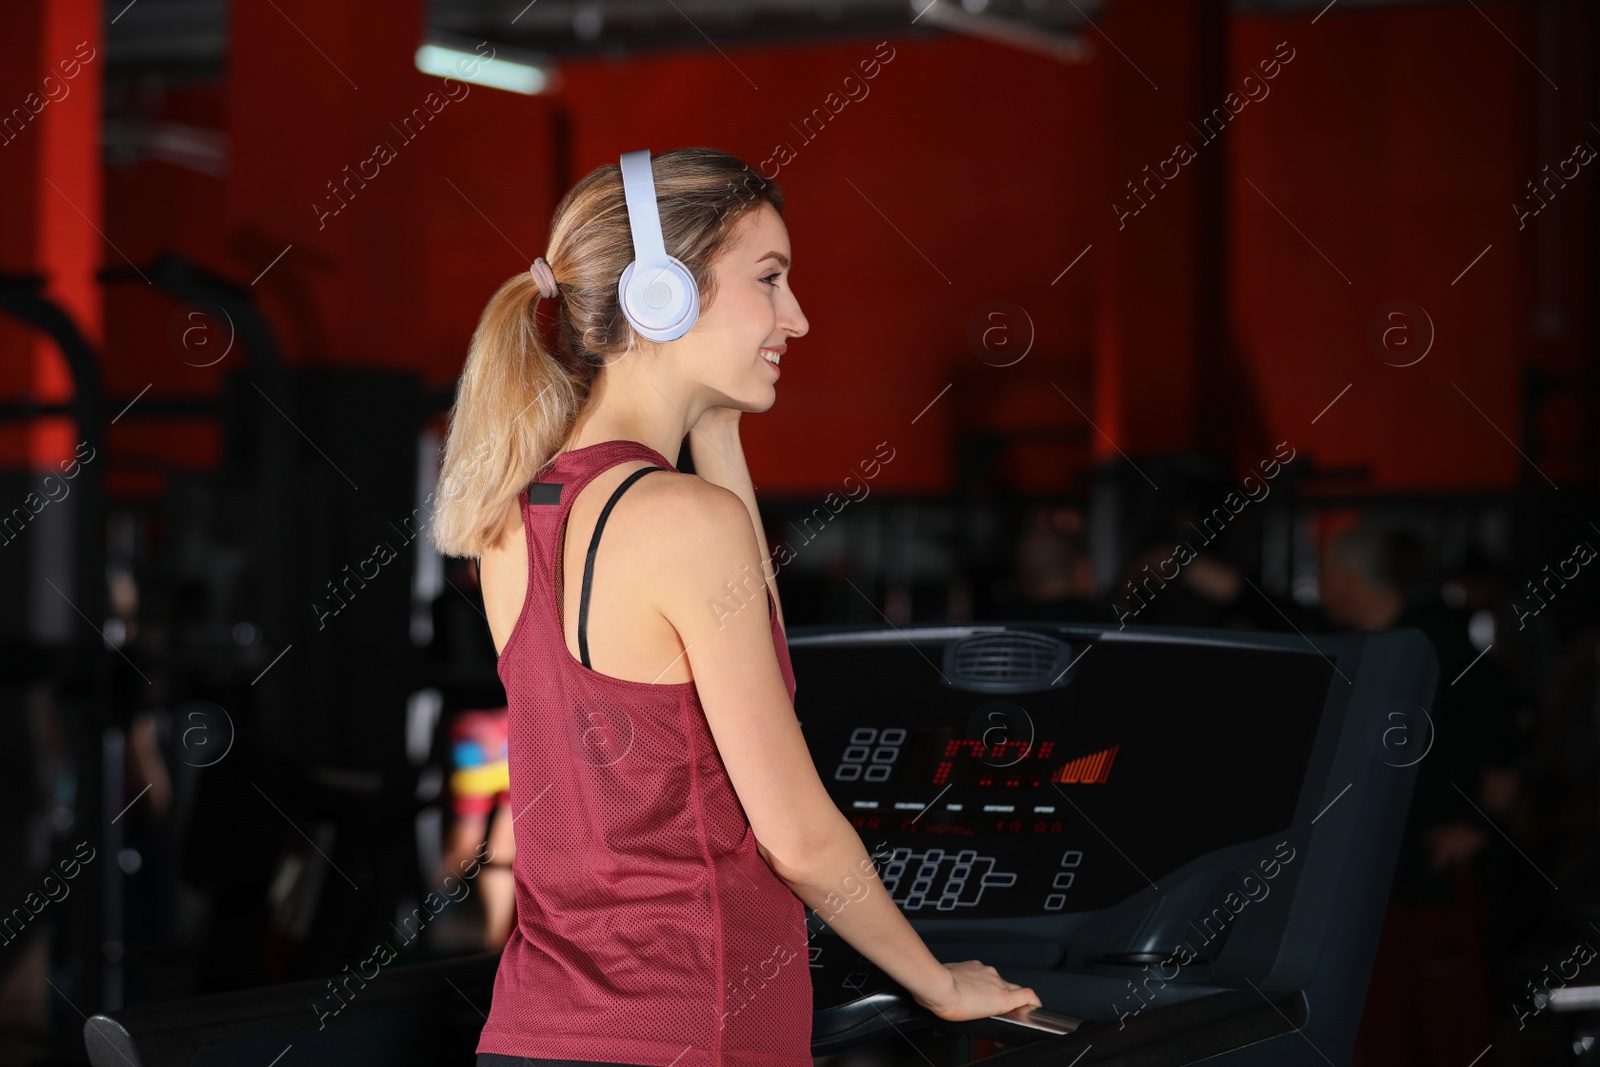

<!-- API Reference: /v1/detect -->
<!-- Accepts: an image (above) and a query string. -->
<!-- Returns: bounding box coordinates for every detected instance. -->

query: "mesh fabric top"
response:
[477,440,812,1067]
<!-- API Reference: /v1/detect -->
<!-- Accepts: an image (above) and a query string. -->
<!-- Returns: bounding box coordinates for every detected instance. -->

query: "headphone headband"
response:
[620,150,669,273]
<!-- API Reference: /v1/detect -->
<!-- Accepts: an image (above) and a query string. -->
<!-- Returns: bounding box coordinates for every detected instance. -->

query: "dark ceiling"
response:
[95,0,1457,171]
[103,0,1453,84]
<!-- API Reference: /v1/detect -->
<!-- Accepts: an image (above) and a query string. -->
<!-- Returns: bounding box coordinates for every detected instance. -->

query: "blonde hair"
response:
[428,147,784,559]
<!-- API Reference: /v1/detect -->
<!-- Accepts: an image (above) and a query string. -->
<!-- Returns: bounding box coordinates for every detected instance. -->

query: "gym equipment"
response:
[83,619,1433,1066]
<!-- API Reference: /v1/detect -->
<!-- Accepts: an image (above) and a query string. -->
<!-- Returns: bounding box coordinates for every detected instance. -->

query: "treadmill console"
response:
[792,631,1335,920]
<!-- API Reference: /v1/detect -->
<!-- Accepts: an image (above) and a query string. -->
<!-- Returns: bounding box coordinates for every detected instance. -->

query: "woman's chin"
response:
[736,383,778,412]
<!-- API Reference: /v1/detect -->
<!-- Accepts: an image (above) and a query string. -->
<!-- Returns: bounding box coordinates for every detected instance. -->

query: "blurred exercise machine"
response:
[0,258,461,1027]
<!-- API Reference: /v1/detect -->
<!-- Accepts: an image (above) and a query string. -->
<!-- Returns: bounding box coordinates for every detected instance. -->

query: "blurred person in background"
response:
[1110,537,1319,633]
[432,555,516,949]
[999,505,1110,623]
[1328,524,1529,1067]
[444,707,515,949]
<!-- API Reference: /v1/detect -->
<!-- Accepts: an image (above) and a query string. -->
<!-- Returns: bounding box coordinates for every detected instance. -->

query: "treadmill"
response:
[84,621,1435,1067]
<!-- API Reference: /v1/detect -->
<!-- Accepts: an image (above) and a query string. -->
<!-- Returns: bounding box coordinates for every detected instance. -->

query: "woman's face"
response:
[674,202,807,414]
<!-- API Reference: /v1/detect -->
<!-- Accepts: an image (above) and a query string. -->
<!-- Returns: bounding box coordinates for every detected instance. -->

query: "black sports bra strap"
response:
[577,465,667,669]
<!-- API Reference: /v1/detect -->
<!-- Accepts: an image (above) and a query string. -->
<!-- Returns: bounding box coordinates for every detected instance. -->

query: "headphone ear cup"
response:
[618,255,701,342]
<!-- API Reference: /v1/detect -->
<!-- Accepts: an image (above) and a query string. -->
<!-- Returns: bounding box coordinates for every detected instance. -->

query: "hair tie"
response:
[529,257,559,299]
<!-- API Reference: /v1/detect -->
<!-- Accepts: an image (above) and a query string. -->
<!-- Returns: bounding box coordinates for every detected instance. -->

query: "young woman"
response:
[429,147,1039,1067]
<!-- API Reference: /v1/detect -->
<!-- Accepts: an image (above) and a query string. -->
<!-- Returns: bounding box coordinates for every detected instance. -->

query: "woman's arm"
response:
[652,485,1037,1021]
[687,412,785,632]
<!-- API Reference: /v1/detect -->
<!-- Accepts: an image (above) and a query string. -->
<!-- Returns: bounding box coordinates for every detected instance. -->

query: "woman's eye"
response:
[762,272,781,286]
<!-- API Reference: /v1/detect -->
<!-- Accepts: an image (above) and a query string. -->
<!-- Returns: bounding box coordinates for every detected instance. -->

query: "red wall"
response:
[27,0,1589,498]
[0,1,101,468]
[555,32,1102,493]
[1228,4,1589,490]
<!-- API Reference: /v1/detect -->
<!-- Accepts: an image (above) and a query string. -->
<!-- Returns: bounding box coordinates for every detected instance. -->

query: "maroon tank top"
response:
[477,439,813,1067]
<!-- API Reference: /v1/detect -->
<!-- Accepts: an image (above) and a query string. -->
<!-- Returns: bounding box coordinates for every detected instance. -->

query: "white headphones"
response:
[617,149,701,342]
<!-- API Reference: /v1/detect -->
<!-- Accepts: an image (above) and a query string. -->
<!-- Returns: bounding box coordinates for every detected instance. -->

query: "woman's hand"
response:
[687,405,744,478]
[913,960,1041,1022]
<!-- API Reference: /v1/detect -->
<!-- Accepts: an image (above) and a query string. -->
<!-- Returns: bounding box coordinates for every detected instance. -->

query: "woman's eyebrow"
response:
[757,251,790,269]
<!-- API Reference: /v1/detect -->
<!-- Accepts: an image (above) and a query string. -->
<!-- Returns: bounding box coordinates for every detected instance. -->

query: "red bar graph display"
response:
[1051,743,1119,785]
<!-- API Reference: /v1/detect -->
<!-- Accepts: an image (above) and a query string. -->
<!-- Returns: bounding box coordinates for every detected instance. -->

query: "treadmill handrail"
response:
[87,946,1307,1067]
[962,988,1309,1067]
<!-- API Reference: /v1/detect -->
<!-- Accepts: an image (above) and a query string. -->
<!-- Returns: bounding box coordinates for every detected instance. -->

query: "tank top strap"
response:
[575,464,667,668]
[524,439,679,524]
[523,439,681,668]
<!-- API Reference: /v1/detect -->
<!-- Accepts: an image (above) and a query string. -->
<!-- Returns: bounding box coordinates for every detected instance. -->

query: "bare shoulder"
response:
[597,471,765,630]
[643,471,745,527]
[630,473,759,576]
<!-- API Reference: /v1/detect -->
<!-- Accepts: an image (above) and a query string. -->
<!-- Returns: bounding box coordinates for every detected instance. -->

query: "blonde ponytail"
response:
[428,270,582,558]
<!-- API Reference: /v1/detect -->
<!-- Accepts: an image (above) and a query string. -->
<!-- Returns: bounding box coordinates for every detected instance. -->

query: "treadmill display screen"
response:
[791,634,1333,918]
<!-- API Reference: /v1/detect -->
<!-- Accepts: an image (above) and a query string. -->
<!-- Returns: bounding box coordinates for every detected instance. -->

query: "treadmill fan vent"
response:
[943,631,1082,693]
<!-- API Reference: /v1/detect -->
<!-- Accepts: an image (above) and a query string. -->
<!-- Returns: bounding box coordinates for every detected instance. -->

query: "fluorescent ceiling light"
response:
[415,43,548,95]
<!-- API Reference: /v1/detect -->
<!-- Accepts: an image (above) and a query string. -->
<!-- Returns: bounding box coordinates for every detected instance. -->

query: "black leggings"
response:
[477,1058,653,1067]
